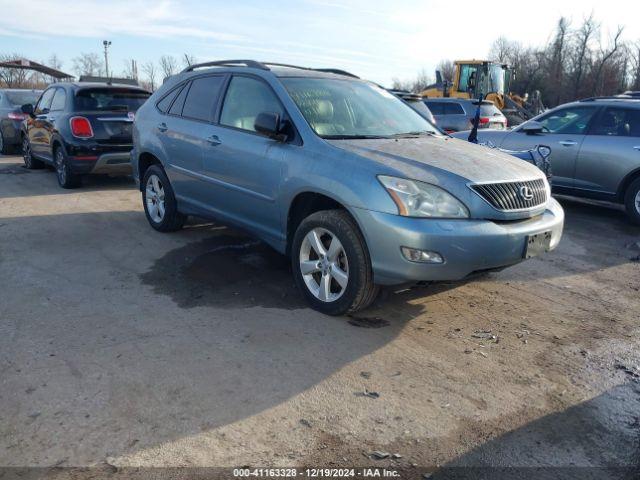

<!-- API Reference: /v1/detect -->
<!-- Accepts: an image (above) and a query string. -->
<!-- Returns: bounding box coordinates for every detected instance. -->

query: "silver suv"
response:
[452,96,640,224]
[131,60,564,315]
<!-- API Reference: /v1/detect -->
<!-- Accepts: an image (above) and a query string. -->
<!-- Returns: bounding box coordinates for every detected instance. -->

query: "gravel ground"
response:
[0,154,639,479]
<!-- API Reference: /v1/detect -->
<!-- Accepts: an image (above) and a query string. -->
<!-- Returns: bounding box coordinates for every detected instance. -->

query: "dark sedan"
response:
[21,82,150,188]
[0,89,42,154]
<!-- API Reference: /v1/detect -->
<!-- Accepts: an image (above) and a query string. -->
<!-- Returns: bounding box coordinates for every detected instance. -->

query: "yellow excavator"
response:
[420,60,543,125]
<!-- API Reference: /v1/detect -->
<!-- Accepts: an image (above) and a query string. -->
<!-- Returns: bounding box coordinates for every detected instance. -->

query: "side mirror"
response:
[254,112,287,141]
[521,121,544,135]
[21,104,34,117]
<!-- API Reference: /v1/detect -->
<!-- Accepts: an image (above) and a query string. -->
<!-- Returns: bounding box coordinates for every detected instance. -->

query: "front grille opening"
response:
[471,179,548,211]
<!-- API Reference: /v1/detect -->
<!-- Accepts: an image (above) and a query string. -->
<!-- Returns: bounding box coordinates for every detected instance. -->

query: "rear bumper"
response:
[351,198,565,285]
[64,141,132,175]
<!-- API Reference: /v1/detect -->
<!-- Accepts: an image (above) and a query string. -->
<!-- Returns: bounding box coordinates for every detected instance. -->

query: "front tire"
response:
[0,129,8,155]
[291,210,378,316]
[54,147,81,189]
[142,164,185,232]
[624,178,640,225]
[22,136,44,169]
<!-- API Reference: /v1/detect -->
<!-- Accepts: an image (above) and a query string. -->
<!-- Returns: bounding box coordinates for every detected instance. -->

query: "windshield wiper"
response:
[322,134,391,140]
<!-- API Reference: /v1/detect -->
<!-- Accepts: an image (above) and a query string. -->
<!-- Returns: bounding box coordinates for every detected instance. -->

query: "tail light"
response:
[479,117,490,125]
[8,111,26,121]
[70,116,94,138]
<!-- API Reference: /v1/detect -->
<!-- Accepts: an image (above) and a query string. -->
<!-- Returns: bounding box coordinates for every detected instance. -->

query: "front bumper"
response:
[352,198,564,285]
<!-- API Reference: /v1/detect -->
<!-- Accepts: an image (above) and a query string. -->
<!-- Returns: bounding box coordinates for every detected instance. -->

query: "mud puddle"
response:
[140,229,305,310]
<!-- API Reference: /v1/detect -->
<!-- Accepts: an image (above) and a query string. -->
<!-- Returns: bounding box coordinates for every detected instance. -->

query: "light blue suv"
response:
[131,60,564,315]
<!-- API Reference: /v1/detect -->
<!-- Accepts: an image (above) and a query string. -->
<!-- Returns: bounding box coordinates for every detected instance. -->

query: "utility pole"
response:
[103,40,112,77]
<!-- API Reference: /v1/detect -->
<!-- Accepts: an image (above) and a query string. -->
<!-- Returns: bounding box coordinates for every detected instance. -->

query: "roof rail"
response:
[181,59,269,73]
[313,68,359,79]
[579,95,640,102]
[262,63,359,78]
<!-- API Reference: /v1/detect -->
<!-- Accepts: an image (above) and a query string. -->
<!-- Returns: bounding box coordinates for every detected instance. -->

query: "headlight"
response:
[378,175,469,218]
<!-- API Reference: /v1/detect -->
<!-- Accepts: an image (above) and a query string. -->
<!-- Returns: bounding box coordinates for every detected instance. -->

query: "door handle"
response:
[157,122,168,132]
[206,135,221,146]
[559,140,577,146]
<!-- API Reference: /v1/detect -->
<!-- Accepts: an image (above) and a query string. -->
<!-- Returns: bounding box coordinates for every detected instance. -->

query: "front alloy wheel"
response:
[624,178,640,225]
[292,210,378,316]
[299,227,349,302]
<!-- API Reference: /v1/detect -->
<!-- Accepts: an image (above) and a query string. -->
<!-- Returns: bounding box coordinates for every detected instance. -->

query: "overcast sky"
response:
[1,0,639,86]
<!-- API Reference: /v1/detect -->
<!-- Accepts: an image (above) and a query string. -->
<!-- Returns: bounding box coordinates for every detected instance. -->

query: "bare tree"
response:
[72,52,103,77]
[630,41,640,91]
[159,55,178,80]
[0,53,30,87]
[122,59,138,80]
[437,59,455,83]
[489,37,517,63]
[570,14,597,98]
[547,17,570,105]
[182,53,196,68]
[142,61,157,91]
[591,26,624,95]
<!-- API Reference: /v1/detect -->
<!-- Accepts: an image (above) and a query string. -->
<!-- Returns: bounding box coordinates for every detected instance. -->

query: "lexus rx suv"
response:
[132,60,564,315]
[21,82,150,188]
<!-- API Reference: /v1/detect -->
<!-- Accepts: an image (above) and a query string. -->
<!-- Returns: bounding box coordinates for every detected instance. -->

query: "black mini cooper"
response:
[21,82,150,188]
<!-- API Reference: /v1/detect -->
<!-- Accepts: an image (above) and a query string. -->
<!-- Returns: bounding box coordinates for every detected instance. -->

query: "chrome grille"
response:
[471,179,548,211]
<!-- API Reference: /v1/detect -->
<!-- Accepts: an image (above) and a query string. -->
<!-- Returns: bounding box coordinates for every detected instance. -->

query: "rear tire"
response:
[142,164,185,232]
[624,178,640,225]
[54,147,81,189]
[291,209,378,316]
[22,136,44,169]
[0,129,8,155]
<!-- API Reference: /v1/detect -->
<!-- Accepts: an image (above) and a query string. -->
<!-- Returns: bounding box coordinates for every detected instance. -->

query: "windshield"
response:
[282,78,438,139]
[74,88,150,112]
[488,64,505,95]
[5,91,41,106]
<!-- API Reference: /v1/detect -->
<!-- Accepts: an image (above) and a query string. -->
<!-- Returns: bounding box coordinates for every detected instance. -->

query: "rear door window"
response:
[443,102,465,115]
[220,76,284,132]
[181,76,225,122]
[50,89,66,111]
[589,107,640,137]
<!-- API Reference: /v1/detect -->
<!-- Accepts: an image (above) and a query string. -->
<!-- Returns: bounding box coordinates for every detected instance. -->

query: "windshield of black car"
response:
[282,78,438,138]
[74,88,150,112]
[5,91,41,107]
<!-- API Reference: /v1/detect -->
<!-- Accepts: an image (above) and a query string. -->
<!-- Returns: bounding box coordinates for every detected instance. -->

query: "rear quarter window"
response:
[425,102,444,115]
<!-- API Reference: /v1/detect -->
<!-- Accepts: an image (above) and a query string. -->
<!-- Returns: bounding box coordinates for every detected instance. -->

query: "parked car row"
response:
[0,89,42,154]
[19,82,150,187]
[452,97,640,224]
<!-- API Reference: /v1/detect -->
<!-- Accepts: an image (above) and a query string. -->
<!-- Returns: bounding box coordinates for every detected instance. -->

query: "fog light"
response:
[401,247,444,264]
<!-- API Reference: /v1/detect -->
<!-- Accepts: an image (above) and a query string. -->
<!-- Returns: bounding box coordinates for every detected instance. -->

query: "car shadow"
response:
[431,380,640,479]
[0,157,136,198]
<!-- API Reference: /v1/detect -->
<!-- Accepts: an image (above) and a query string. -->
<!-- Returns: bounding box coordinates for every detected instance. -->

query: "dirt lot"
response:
[1,154,639,478]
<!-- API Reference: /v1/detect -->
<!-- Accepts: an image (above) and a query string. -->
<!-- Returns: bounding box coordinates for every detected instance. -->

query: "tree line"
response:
[394,15,640,107]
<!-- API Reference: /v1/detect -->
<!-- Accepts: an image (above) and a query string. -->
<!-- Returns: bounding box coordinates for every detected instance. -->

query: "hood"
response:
[327,135,543,185]
[450,129,511,146]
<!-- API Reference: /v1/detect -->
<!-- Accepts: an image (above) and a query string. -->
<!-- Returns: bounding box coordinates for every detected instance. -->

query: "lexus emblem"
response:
[519,185,534,201]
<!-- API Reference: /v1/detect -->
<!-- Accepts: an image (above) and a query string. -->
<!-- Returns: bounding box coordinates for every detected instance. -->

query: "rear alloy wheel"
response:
[292,210,378,316]
[625,178,640,225]
[22,136,43,169]
[54,147,81,188]
[142,164,185,232]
